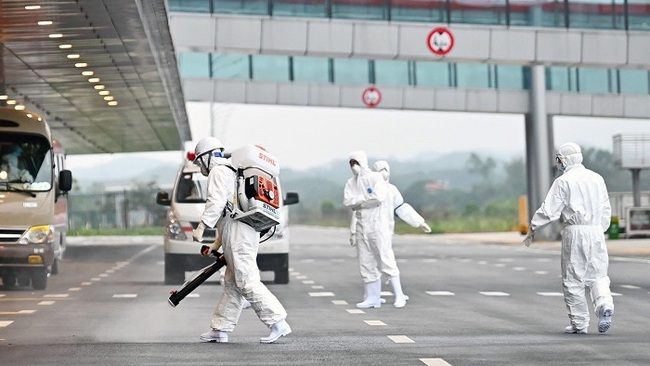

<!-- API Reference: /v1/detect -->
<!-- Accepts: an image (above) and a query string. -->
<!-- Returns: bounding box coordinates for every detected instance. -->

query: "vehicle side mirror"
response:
[283,192,299,206]
[58,169,72,192]
[156,191,171,206]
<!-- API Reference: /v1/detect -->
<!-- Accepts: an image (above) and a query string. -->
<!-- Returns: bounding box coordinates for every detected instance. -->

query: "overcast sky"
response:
[67,102,650,172]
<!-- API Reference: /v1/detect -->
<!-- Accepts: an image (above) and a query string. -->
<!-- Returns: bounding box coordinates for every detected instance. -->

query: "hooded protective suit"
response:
[527,142,614,333]
[196,140,288,342]
[343,151,389,308]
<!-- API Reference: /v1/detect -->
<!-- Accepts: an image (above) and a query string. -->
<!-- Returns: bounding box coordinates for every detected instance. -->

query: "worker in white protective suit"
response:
[343,151,390,309]
[192,137,291,344]
[349,160,432,308]
[524,142,614,334]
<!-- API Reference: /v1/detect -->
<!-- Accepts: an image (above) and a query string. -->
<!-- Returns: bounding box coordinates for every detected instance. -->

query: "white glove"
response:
[349,233,357,247]
[523,230,534,247]
[193,221,206,242]
[201,238,222,257]
[20,170,34,183]
[419,223,431,233]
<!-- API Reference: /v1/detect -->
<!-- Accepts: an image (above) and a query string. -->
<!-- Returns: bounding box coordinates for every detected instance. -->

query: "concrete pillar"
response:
[525,64,557,240]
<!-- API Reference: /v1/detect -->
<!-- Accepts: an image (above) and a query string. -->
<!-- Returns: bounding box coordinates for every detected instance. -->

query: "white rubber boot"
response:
[390,276,408,308]
[200,329,229,343]
[356,280,381,309]
[260,319,292,344]
[362,281,386,304]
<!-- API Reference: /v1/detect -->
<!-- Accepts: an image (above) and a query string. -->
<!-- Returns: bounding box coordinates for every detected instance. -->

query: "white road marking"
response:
[512,267,526,271]
[0,294,4,298]
[106,269,115,273]
[81,282,92,286]
[300,259,315,263]
[494,263,506,268]
[364,320,386,326]
[420,358,453,366]
[38,301,55,305]
[91,278,101,281]
[480,292,510,296]
[535,271,549,275]
[537,292,563,297]
[302,280,315,284]
[186,294,200,298]
[68,288,81,291]
[332,300,348,305]
[311,285,324,289]
[296,276,307,280]
[426,291,455,296]
[99,273,109,277]
[423,259,438,263]
[388,335,415,343]
[290,272,300,276]
[112,294,137,298]
[347,309,365,314]
[0,321,13,327]
[478,261,488,265]
[621,285,641,289]
[0,310,36,315]
[612,292,623,296]
[44,294,69,298]
[381,291,393,297]
[308,292,335,297]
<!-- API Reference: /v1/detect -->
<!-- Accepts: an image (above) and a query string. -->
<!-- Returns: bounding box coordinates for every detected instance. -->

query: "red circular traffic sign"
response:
[427,27,455,55]
[362,87,382,108]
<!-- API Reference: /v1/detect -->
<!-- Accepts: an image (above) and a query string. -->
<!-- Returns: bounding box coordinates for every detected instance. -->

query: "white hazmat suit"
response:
[344,151,390,309]
[193,137,290,344]
[525,142,614,334]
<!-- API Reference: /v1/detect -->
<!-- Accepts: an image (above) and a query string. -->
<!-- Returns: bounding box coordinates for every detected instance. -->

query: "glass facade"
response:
[168,0,650,31]
[178,52,650,96]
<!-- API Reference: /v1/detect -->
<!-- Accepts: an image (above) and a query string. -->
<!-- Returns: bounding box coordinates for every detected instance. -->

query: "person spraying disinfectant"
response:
[192,137,291,344]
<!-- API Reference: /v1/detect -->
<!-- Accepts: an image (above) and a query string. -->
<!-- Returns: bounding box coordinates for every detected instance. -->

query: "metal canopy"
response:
[0,0,190,154]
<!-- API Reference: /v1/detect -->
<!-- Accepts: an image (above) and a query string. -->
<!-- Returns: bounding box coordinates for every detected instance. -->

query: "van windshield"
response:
[175,171,208,203]
[0,134,52,191]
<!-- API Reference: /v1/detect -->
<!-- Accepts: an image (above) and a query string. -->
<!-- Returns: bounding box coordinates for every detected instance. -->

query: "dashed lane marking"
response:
[621,285,641,289]
[347,309,365,314]
[0,294,4,298]
[494,264,506,268]
[388,335,414,343]
[296,276,307,280]
[43,294,69,298]
[537,292,563,297]
[302,280,315,284]
[612,292,623,296]
[81,282,92,286]
[0,321,13,327]
[68,288,81,291]
[91,278,101,281]
[112,294,138,298]
[99,274,109,277]
[420,358,453,366]
[364,320,386,326]
[311,285,324,289]
[332,300,348,305]
[290,272,300,276]
[480,292,510,297]
[535,271,549,275]
[426,291,455,296]
[381,291,393,297]
[0,310,36,315]
[38,301,55,305]
[423,259,438,263]
[478,261,488,265]
[512,267,526,271]
[308,292,335,297]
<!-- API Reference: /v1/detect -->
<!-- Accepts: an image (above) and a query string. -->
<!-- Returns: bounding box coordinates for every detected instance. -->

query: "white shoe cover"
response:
[260,319,292,344]
[200,329,229,343]
[564,325,587,334]
[598,307,613,333]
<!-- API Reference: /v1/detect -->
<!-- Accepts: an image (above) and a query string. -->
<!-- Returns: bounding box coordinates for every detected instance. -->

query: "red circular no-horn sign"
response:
[362,87,382,108]
[427,27,455,56]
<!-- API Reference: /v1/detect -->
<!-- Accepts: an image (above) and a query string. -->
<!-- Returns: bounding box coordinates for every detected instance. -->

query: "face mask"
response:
[555,155,565,173]
[351,164,361,175]
[200,165,209,177]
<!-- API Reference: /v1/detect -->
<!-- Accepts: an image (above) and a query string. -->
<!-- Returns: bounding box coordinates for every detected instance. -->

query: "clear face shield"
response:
[349,160,361,175]
[555,154,566,172]
[194,149,223,177]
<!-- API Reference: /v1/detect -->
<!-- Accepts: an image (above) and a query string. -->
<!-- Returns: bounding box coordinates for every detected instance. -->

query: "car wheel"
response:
[31,269,48,290]
[274,268,289,284]
[50,258,60,275]
[2,273,17,288]
[164,254,185,285]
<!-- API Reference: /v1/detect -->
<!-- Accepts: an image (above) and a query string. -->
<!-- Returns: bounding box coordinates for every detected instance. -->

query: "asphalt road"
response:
[1,226,650,366]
